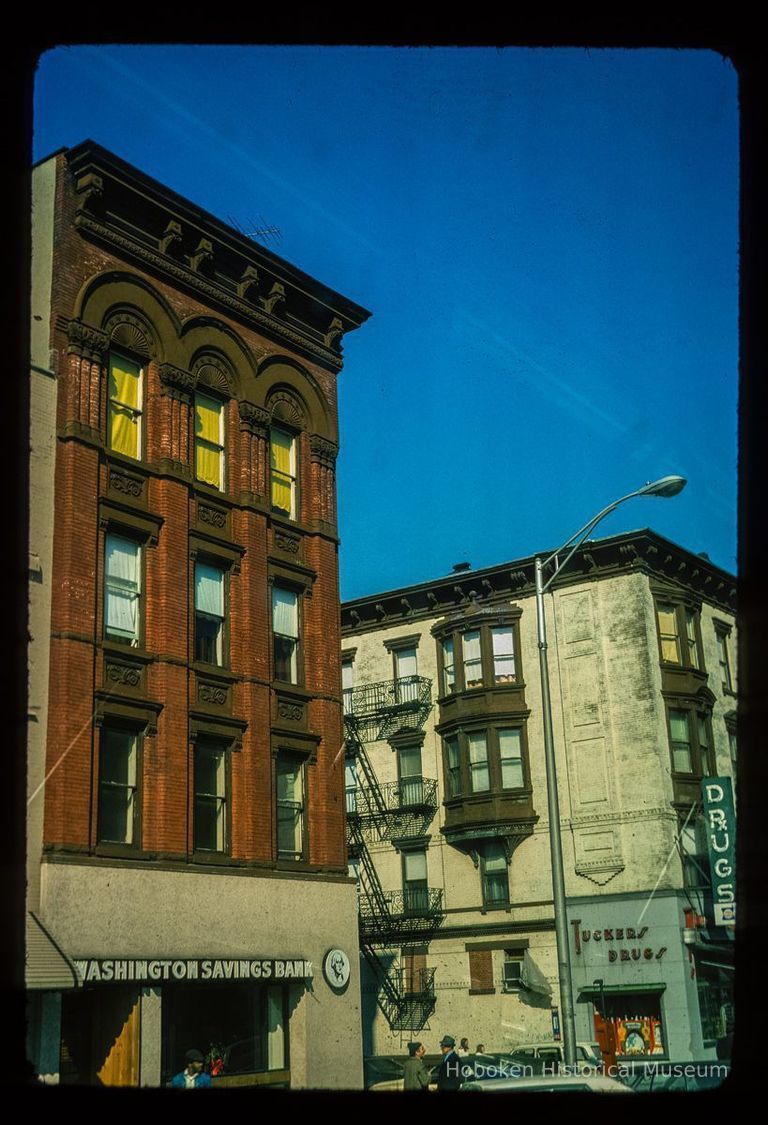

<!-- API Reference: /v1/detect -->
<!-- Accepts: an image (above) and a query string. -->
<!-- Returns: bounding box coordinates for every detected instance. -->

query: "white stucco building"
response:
[341,529,736,1066]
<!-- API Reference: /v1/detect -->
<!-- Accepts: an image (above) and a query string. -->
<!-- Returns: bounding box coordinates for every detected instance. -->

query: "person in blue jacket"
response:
[170,1048,213,1089]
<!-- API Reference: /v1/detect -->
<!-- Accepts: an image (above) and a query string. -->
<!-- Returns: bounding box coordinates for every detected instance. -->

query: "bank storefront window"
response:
[163,980,290,1085]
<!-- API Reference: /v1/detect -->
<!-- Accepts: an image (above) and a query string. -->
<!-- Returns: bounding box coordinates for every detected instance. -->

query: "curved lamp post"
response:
[535,476,686,1067]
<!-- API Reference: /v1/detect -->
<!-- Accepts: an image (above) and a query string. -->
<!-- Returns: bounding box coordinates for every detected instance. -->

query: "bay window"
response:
[656,600,702,670]
[468,731,490,792]
[462,631,482,689]
[445,735,461,797]
[492,626,516,683]
[667,706,713,776]
[499,728,524,788]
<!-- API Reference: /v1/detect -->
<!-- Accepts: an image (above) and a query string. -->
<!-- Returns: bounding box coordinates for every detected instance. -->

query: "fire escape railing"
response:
[344,675,442,1032]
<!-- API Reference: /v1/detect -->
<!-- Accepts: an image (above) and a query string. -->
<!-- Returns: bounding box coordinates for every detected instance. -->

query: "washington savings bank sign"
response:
[72,958,314,984]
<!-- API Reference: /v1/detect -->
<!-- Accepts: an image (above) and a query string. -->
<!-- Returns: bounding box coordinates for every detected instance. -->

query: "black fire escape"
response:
[344,675,444,1032]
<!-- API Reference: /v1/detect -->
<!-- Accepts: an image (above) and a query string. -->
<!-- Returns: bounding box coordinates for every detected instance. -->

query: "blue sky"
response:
[33,46,738,600]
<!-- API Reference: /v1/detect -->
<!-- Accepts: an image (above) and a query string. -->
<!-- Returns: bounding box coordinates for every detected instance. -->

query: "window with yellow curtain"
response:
[195,392,225,489]
[108,354,143,459]
[270,427,296,517]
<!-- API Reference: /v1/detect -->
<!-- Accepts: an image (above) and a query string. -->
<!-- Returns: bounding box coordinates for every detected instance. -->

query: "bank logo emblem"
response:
[323,948,351,990]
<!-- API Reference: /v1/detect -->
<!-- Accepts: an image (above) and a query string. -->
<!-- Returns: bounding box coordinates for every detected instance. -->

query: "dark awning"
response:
[578,982,666,1002]
[26,913,81,991]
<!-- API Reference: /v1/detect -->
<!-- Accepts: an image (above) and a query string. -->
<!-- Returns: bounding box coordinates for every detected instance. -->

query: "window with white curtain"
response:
[462,631,482,688]
[482,841,509,906]
[492,626,516,683]
[499,728,524,788]
[469,731,490,792]
[104,534,141,645]
[442,637,455,693]
[272,587,299,683]
[276,756,305,859]
[195,562,225,665]
[394,645,418,702]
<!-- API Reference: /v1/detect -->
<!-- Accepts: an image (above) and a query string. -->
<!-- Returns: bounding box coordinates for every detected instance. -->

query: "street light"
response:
[535,475,686,1068]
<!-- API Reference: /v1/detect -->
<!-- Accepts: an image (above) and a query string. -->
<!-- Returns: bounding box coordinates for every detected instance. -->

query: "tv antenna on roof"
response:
[228,214,282,248]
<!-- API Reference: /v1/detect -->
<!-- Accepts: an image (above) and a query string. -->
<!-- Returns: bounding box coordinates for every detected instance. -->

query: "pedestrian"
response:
[403,1040,431,1091]
[170,1048,213,1089]
[457,1037,470,1057]
[435,1034,463,1091]
[475,1043,486,1055]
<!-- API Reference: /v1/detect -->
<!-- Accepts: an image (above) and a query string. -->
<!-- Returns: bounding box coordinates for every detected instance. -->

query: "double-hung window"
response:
[445,735,461,798]
[272,587,299,683]
[108,354,142,459]
[98,726,139,846]
[398,744,424,807]
[276,756,305,859]
[194,740,227,853]
[104,534,141,646]
[195,392,225,490]
[462,631,483,688]
[442,637,455,694]
[715,626,734,692]
[499,728,524,789]
[680,812,711,889]
[492,627,516,684]
[482,842,509,907]
[656,601,702,669]
[668,708,713,776]
[394,646,419,703]
[342,658,354,714]
[468,731,490,792]
[270,427,296,518]
[403,850,429,915]
[195,562,225,665]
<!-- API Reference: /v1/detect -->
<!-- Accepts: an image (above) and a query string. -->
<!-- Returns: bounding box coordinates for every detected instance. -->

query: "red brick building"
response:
[27,141,370,1087]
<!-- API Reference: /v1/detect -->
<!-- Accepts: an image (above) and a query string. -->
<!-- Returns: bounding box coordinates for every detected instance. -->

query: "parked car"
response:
[461,1072,633,1093]
[614,1059,731,1093]
[505,1041,604,1070]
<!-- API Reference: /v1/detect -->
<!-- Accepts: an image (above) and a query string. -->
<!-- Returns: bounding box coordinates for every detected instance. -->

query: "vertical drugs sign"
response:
[701,777,736,926]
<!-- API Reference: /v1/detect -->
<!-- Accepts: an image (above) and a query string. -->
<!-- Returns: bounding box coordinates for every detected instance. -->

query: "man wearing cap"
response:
[435,1034,463,1091]
[403,1040,431,1091]
[170,1049,213,1089]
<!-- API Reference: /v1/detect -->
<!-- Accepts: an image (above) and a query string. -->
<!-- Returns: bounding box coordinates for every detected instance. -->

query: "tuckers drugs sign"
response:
[701,777,736,927]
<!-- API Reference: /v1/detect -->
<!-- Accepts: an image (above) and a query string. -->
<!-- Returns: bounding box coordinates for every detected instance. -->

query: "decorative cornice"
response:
[342,530,736,634]
[158,362,196,400]
[74,212,348,371]
[67,320,109,360]
[238,401,270,435]
[309,434,339,467]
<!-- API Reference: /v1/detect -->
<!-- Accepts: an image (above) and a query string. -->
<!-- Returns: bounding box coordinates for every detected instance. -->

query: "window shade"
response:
[272,588,298,637]
[195,564,224,616]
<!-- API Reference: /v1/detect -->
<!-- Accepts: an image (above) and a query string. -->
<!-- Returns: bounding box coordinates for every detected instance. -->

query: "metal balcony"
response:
[361,948,437,1032]
[359,886,444,943]
[343,675,432,743]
